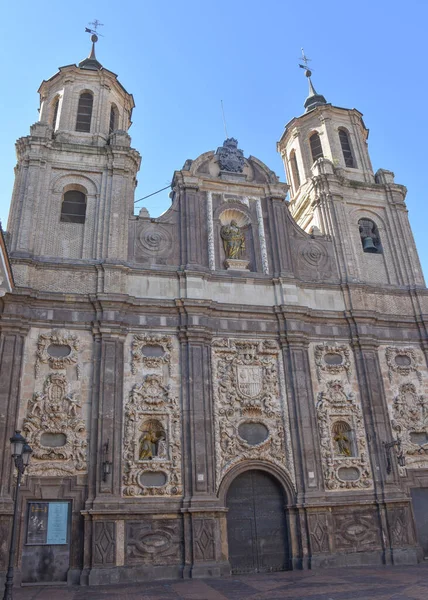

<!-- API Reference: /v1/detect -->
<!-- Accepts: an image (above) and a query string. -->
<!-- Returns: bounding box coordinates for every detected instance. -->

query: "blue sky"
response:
[1,0,427,278]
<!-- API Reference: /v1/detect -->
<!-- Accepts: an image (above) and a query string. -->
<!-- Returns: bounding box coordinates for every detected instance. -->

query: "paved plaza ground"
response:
[11,563,428,600]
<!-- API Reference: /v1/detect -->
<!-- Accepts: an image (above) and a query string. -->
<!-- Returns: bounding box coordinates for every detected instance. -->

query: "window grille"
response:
[60,190,86,224]
[76,93,93,132]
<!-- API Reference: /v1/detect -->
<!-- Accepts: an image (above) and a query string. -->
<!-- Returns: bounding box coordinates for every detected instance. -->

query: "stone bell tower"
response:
[7,32,141,283]
[277,63,425,288]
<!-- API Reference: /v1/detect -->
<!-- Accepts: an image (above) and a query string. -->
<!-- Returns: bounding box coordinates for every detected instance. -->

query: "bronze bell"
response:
[362,236,377,253]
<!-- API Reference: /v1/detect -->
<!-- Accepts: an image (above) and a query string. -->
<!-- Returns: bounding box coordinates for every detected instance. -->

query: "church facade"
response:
[1,37,428,586]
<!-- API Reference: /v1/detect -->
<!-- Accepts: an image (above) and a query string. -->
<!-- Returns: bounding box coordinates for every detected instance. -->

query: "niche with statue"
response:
[139,419,166,461]
[217,208,255,271]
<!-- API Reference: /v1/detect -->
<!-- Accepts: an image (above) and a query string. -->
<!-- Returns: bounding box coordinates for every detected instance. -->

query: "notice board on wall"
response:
[27,502,69,545]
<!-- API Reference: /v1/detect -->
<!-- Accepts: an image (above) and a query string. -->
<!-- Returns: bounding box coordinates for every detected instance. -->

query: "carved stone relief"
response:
[35,329,80,379]
[333,511,381,552]
[385,346,422,383]
[131,334,172,375]
[296,239,332,281]
[137,224,173,257]
[316,379,372,490]
[23,373,87,476]
[312,343,372,492]
[93,521,116,566]
[193,519,216,561]
[383,346,428,471]
[126,519,183,565]
[314,344,352,383]
[308,513,330,554]
[211,338,295,489]
[123,334,182,497]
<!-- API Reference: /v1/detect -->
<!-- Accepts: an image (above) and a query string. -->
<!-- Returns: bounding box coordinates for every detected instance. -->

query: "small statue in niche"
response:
[332,421,353,457]
[139,421,165,460]
[334,432,352,456]
[220,220,246,259]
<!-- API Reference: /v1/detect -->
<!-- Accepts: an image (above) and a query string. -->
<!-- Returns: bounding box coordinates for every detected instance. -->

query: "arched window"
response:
[109,104,118,134]
[60,190,86,224]
[332,421,354,457]
[289,150,301,191]
[51,97,60,130]
[339,129,356,168]
[76,92,93,132]
[309,132,323,163]
[358,218,382,253]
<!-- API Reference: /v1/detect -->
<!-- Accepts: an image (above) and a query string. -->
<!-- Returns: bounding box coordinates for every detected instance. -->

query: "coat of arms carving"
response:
[215,138,245,173]
[211,338,295,490]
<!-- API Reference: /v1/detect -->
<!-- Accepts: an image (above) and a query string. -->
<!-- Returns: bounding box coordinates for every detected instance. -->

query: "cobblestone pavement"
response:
[12,563,428,600]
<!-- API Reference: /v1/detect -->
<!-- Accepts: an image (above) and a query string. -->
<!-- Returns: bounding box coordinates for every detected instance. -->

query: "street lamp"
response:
[3,431,32,600]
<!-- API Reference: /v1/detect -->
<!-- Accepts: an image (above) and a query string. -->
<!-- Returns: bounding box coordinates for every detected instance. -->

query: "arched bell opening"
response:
[219,463,296,574]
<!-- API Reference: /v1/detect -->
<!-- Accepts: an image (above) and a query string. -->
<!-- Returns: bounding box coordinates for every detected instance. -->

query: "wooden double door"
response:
[226,470,289,573]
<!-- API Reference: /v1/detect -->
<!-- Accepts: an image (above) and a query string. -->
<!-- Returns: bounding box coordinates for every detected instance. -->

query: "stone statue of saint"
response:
[334,432,352,456]
[220,220,245,259]
[139,430,162,460]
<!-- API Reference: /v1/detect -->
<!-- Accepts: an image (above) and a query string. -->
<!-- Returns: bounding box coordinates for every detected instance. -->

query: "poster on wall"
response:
[27,502,69,545]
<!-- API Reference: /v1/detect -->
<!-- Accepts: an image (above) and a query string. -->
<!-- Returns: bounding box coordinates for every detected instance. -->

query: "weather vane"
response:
[298,48,313,77]
[85,19,104,37]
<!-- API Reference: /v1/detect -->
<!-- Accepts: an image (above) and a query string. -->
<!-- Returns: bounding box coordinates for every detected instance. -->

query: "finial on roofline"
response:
[298,48,327,113]
[79,20,104,71]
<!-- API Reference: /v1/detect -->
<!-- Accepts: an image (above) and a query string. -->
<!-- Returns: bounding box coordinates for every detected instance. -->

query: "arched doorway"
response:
[226,469,289,573]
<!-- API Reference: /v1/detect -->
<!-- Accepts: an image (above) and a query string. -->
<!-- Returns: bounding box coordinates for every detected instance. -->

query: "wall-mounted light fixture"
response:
[383,438,405,474]
[102,439,112,482]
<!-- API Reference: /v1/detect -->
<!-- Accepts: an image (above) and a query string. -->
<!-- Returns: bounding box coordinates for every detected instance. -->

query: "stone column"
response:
[0,322,28,575]
[179,325,228,577]
[0,326,28,500]
[351,336,413,564]
[279,327,324,570]
[265,198,294,276]
[92,325,127,500]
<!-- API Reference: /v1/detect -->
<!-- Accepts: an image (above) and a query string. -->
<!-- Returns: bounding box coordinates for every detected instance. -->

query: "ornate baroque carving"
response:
[123,336,182,497]
[390,382,428,467]
[23,373,87,476]
[385,346,422,383]
[316,379,372,491]
[35,329,80,378]
[131,334,172,375]
[211,338,295,489]
[314,343,352,383]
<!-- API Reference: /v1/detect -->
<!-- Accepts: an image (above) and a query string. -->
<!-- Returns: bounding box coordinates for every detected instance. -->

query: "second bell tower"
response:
[277,65,425,288]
